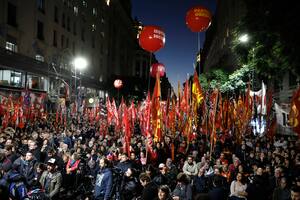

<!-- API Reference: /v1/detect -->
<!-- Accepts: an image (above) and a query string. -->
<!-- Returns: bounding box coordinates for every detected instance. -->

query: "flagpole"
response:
[198,32,201,74]
[148,52,152,93]
[209,89,219,162]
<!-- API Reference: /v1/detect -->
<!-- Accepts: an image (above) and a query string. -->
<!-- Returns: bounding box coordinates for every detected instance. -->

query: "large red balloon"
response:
[186,6,212,32]
[150,63,165,77]
[139,26,165,53]
[114,79,123,89]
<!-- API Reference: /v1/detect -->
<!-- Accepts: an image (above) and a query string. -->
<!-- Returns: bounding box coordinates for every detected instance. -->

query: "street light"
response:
[238,34,249,43]
[73,56,87,106]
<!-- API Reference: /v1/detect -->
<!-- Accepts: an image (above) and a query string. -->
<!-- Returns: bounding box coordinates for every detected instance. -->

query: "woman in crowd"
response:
[155,185,173,200]
[229,172,247,200]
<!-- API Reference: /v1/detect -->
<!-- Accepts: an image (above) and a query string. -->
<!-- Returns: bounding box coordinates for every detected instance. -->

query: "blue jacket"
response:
[94,168,113,200]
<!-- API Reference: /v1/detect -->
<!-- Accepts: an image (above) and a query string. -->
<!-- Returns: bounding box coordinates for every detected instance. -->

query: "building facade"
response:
[200,0,246,73]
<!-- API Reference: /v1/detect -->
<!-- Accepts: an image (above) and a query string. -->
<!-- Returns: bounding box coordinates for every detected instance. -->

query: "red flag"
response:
[122,106,131,156]
[180,80,190,114]
[192,70,204,113]
[289,87,300,136]
[106,97,113,125]
[152,73,162,143]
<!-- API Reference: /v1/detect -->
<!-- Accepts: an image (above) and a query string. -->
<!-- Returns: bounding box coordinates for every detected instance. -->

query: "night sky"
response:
[131,0,216,91]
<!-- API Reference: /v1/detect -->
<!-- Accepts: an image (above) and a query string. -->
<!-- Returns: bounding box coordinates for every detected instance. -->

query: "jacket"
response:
[39,170,62,199]
[94,168,113,200]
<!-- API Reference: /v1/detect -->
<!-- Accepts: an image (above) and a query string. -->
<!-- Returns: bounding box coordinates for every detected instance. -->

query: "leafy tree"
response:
[231,0,300,78]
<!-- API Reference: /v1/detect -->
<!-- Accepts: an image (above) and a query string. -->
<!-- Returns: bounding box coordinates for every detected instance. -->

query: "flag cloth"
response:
[152,73,162,142]
[289,87,300,136]
[122,106,131,156]
[192,70,204,113]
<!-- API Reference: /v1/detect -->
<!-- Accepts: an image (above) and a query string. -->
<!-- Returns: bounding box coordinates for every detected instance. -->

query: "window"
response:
[62,13,65,28]
[5,41,18,52]
[61,34,65,48]
[27,74,45,90]
[73,22,77,35]
[54,6,59,23]
[35,54,44,62]
[81,28,85,41]
[37,0,45,13]
[0,69,22,87]
[100,31,105,38]
[73,6,78,15]
[93,8,97,16]
[7,3,17,27]
[37,20,44,40]
[92,24,96,32]
[53,30,57,47]
[82,1,87,8]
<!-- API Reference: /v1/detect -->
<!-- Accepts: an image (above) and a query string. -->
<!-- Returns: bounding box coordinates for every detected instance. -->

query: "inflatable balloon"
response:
[150,63,165,77]
[186,6,212,32]
[114,79,123,89]
[139,25,165,53]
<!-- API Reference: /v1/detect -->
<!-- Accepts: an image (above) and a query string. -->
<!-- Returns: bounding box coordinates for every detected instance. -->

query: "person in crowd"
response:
[154,185,173,200]
[208,175,227,200]
[291,186,300,200]
[153,163,171,186]
[116,153,133,173]
[139,172,158,200]
[39,158,62,200]
[120,167,139,200]
[246,167,267,200]
[182,155,198,179]
[94,157,113,200]
[229,172,247,200]
[19,151,37,186]
[172,172,192,200]
[272,177,291,200]
[193,167,208,199]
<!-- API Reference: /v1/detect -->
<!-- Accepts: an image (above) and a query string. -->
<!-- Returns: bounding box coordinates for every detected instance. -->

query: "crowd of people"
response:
[0,117,299,200]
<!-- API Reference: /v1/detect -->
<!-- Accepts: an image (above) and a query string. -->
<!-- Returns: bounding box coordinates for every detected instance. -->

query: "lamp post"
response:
[73,57,87,108]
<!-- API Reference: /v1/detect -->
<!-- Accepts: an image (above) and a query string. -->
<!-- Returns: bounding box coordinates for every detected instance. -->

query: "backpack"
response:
[9,180,27,200]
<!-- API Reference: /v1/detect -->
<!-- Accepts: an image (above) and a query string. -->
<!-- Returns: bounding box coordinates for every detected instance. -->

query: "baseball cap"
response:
[47,158,56,165]
[158,163,166,169]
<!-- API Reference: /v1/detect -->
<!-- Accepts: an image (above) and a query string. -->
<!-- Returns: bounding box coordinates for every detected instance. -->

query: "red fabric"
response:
[66,159,80,172]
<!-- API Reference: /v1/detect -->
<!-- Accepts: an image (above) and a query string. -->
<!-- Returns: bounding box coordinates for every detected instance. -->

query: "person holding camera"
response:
[94,157,113,200]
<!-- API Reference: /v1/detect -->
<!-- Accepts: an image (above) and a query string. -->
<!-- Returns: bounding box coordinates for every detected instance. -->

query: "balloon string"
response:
[148,52,152,93]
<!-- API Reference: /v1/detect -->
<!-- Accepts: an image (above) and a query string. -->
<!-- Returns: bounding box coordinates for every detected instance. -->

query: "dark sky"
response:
[131,0,216,91]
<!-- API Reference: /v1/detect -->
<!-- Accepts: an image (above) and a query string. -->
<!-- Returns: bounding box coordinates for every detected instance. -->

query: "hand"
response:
[173,196,180,200]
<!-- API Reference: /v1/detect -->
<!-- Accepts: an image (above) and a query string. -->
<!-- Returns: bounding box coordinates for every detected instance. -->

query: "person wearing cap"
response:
[153,163,171,187]
[39,158,62,200]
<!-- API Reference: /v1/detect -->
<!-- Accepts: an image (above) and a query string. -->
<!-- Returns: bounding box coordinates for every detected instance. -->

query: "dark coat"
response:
[94,168,113,200]
[141,181,158,200]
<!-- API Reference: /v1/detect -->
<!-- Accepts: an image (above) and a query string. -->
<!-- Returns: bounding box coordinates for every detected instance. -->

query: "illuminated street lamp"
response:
[73,57,87,104]
[238,34,249,43]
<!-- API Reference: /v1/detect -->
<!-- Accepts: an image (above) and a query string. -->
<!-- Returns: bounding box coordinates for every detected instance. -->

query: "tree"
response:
[231,0,300,79]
